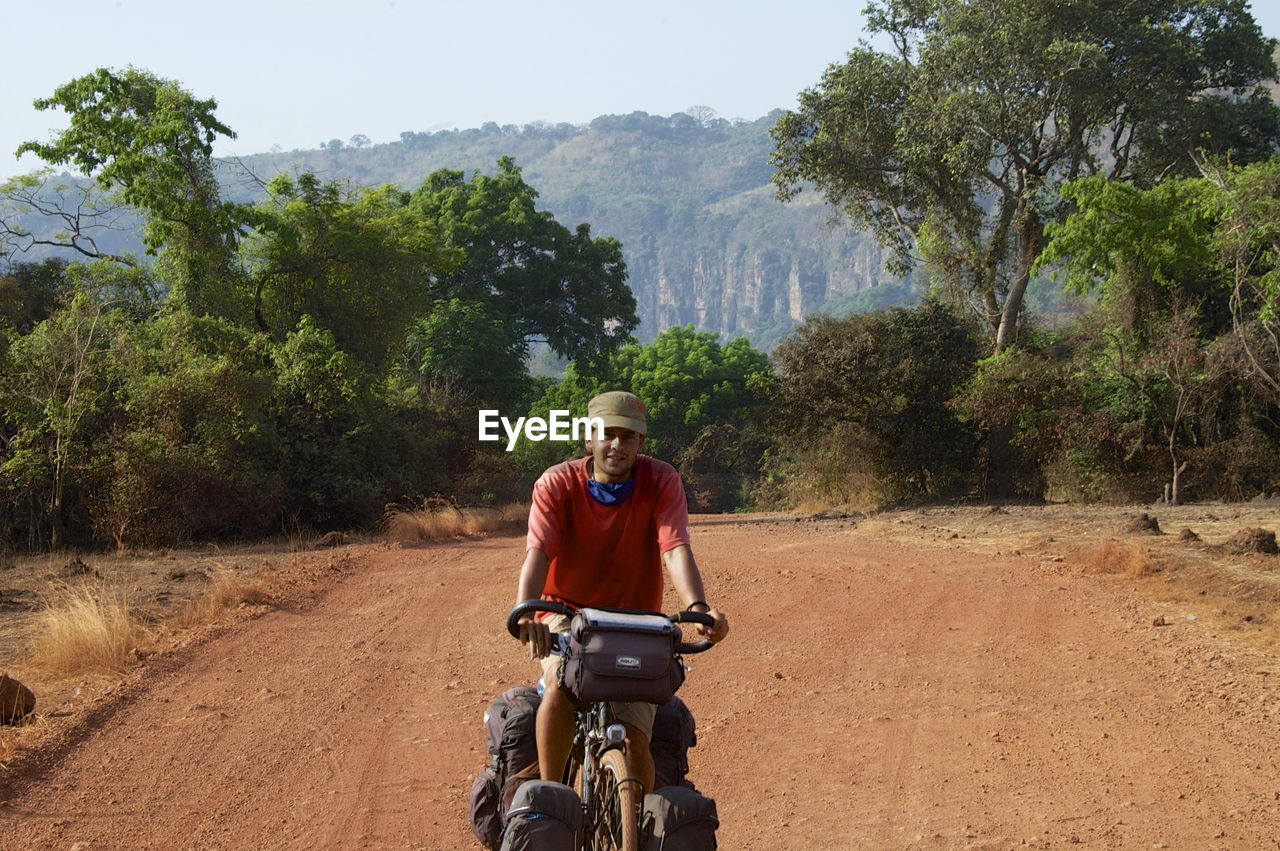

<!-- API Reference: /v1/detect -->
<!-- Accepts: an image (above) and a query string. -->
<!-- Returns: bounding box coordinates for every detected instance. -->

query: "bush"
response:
[769,298,983,506]
[675,422,771,512]
[84,312,283,547]
[751,422,881,510]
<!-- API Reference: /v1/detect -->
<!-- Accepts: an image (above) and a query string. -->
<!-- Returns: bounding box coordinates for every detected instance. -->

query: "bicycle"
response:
[506,600,715,851]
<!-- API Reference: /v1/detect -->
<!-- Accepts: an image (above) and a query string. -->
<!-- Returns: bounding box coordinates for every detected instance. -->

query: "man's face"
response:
[586,426,645,483]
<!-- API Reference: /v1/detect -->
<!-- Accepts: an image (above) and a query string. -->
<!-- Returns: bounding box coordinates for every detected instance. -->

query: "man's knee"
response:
[539,680,573,721]
[537,680,576,749]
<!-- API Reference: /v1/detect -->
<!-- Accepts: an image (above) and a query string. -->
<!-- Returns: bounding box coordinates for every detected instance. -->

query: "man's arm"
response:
[661,544,729,643]
[515,547,553,659]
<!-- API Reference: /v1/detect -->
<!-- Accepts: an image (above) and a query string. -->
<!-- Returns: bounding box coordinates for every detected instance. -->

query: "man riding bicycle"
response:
[514,390,729,797]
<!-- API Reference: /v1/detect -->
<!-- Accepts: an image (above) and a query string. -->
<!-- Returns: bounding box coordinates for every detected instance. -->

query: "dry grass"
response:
[170,568,273,630]
[0,710,48,769]
[381,497,526,542]
[0,726,13,767]
[24,584,145,677]
[1082,538,1166,578]
[0,544,338,767]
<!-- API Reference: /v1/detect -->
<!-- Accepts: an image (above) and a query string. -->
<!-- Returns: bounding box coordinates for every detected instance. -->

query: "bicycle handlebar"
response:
[506,600,717,654]
[506,599,575,638]
[668,610,715,654]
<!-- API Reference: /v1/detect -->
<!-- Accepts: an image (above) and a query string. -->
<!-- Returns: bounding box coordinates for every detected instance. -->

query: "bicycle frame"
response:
[563,701,640,849]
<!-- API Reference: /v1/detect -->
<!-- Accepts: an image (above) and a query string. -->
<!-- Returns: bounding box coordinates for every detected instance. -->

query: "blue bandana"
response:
[586,477,636,505]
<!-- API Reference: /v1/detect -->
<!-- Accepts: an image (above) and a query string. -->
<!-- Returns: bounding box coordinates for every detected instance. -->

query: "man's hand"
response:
[693,607,729,644]
[518,614,553,659]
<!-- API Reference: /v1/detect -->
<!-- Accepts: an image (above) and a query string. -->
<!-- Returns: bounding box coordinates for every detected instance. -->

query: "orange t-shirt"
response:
[526,454,691,613]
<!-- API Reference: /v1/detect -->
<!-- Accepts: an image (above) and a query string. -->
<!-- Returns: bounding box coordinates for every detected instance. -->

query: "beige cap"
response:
[586,391,648,436]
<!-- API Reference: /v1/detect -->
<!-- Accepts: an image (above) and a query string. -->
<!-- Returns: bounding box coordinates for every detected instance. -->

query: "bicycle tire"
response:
[585,748,640,851]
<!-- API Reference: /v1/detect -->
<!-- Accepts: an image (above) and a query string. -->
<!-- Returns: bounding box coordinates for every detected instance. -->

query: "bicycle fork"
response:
[578,716,638,849]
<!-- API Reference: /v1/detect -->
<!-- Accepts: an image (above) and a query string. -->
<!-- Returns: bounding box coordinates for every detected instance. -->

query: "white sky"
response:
[2,0,1279,180]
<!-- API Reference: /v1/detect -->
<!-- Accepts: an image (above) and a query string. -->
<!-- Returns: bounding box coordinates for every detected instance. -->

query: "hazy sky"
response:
[3,0,1279,180]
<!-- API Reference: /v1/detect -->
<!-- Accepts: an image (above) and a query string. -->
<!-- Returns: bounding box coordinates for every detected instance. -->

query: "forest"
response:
[1,0,1279,552]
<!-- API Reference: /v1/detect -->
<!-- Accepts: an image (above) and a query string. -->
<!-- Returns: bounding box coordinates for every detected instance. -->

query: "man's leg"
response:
[622,723,655,795]
[536,656,575,783]
[614,701,658,794]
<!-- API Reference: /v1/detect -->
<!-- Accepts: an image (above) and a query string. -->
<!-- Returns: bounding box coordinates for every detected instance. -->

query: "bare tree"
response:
[684,105,718,127]
[0,171,138,265]
[1114,309,1230,504]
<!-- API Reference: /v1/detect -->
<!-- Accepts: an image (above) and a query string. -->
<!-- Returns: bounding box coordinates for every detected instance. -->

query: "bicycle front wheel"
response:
[586,748,641,851]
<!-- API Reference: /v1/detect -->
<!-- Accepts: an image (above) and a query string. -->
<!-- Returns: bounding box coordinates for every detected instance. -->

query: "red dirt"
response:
[3,511,1280,848]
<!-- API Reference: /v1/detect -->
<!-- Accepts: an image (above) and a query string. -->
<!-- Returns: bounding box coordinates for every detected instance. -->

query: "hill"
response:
[227,111,914,347]
[26,110,1132,348]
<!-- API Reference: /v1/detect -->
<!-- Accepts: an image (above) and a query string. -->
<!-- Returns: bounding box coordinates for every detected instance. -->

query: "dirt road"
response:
[3,511,1280,848]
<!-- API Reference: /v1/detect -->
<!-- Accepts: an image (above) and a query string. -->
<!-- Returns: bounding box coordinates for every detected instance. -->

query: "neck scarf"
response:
[586,476,636,505]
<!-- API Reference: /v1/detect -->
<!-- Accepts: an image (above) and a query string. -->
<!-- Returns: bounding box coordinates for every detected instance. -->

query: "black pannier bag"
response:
[499,780,583,850]
[471,688,706,847]
[560,608,685,705]
[651,695,698,790]
[640,785,719,850]
[470,686,542,849]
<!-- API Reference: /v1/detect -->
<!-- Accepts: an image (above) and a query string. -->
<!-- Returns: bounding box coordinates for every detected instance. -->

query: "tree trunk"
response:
[1170,459,1188,506]
[995,276,1029,354]
[994,204,1043,354]
[988,202,1044,494]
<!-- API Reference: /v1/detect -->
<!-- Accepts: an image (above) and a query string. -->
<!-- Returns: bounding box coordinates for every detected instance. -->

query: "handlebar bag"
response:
[561,608,685,705]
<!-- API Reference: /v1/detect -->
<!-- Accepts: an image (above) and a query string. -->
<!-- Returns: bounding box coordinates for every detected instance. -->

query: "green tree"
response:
[0,290,124,548]
[1040,156,1280,397]
[513,326,771,509]
[0,258,68,336]
[85,312,282,547]
[1028,157,1280,501]
[242,173,458,369]
[262,316,460,530]
[1037,176,1229,339]
[408,157,637,399]
[405,297,527,408]
[266,317,379,526]
[16,67,252,318]
[770,0,1279,354]
[1198,156,1280,398]
[609,326,769,461]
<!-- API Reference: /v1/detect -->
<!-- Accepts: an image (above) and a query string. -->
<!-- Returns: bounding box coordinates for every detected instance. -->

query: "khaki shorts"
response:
[539,613,658,739]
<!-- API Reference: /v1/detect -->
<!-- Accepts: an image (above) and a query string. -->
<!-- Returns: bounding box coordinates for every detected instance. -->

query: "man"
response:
[514,390,729,795]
